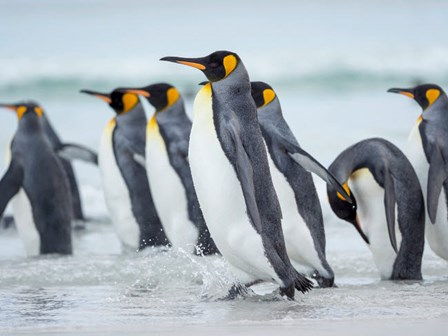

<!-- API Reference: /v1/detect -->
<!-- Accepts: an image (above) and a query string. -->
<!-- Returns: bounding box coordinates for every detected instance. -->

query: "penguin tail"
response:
[294,271,313,294]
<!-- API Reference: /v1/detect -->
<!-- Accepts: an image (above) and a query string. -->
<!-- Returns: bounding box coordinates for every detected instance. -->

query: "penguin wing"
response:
[57,143,98,165]
[0,159,24,216]
[427,145,448,224]
[225,116,263,233]
[279,135,353,203]
[383,170,398,253]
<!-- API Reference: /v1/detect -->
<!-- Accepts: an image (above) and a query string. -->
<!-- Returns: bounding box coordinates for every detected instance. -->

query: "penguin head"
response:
[161,50,240,82]
[388,84,446,110]
[327,183,370,245]
[80,89,142,115]
[123,83,180,112]
[250,81,277,108]
[0,101,44,119]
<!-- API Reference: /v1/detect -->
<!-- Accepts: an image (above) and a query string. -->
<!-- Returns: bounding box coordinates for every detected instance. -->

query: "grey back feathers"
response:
[329,138,424,280]
[211,62,309,293]
[418,94,448,223]
[257,96,333,280]
[113,101,170,249]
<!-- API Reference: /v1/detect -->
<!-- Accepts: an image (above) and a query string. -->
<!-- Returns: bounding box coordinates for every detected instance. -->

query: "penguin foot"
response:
[219,284,249,301]
[312,271,335,288]
[294,271,313,294]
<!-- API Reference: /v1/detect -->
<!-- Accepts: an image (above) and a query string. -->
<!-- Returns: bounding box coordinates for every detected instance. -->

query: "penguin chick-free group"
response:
[0,51,447,300]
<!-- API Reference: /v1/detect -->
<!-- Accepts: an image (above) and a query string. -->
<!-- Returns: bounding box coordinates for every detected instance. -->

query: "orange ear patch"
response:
[426,89,440,106]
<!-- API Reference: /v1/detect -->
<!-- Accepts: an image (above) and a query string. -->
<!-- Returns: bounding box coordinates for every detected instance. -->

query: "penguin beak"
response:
[387,88,415,99]
[122,89,151,97]
[351,215,370,245]
[198,81,209,86]
[160,56,207,71]
[0,103,17,111]
[80,90,112,104]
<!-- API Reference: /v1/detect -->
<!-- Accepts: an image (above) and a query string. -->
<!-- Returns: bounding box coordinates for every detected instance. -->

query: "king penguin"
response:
[1,102,97,229]
[80,88,170,251]
[161,51,312,299]
[327,138,425,280]
[0,102,72,256]
[250,81,354,287]
[388,84,448,261]
[122,83,219,255]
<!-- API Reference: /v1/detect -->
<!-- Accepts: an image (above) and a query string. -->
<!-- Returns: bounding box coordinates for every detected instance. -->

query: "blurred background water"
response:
[1,0,448,334]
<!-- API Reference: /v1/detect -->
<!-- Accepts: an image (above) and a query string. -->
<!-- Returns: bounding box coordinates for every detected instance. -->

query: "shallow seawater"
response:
[1,218,447,334]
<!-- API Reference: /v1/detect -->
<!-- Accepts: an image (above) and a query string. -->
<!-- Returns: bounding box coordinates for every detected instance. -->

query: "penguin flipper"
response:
[57,143,98,165]
[427,147,448,224]
[0,159,24,216]
[226,117,262,233]
[286,144,353,203]
[383,171,398,254]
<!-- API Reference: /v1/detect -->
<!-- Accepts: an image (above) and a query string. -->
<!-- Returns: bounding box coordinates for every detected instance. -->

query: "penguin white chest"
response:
[98,119,140,249]
[265,143,325,277]
[408,124,448,260]
[188,85,278,284]
[5,145,40,256]
[348,168,401,279]
[145,118,198,252]
[11,189,40,256]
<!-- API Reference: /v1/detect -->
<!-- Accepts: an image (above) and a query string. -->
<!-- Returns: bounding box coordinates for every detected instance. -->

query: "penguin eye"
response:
[209,62,219,68]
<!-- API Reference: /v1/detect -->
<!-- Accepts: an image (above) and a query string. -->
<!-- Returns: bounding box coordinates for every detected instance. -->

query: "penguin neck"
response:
[115,102,147,127]
[210,63,251,102]
[155,97,187,125]
[257,98,284,128]
[330,141,382,185]
[422,93,448,126]
[17,113,43,135]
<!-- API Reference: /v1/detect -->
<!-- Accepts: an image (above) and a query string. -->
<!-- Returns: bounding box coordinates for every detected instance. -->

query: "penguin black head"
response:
[388,84,446,110]
[250,81,277,108]
[80,88,142,115]
[161,50,240,82]
[327,183,370,244]
[0,100,44,119]
[123,83,180,112]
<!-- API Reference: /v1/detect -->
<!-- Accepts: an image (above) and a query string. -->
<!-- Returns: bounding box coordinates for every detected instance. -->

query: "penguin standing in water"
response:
[0,102,72,256]
[327,138,425,280]
[0,102,97,229]
[122,83,219,255]
[161,51,312,299]
[388,84,448,261]
[81,88,169,250]
[250,81,353,287]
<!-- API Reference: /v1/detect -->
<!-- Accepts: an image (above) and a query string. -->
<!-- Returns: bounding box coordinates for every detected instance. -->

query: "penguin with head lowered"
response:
[250,81,354,287]
[161,51,312,299]
[80,88,169,251]
[0,102,72,256]
[122,83,219,255]
[388,84,448,261]
[327,138,425,280]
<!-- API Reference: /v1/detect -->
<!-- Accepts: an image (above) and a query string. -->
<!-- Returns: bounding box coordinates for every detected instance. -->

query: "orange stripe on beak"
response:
[177,61,206,70]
